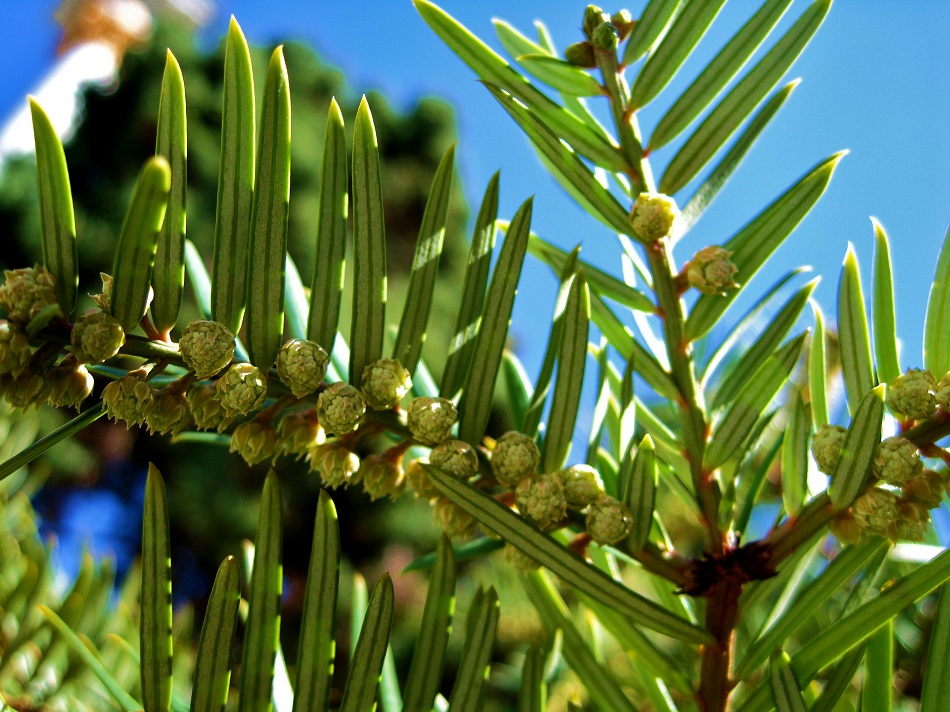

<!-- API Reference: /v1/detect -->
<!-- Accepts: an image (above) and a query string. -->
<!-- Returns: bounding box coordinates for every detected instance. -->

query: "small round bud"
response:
[591,22,619,51]
[230,421,280,466]
[491,431,540,487]
[278,411,323,458]
[433,496,477,538]
[811,424,847,475]
[890,500,930,542]
[0,320,32,377]
[215,364,268,416]
[405,459,441,500]
[515,474,567,530]
[829,510,863,545]
[102,374,155,428]
[0,265,57,324]
[873,436,923,486]
[316,382,366,435]
[179,320,235,379]
[187,383,234,431]
[90,273,113,312]
[610,10,635,40]
[582,5,607,39]
[309,444,360,488]
[145,387,192,436]
[901,470,945,510]
[852,488,900,537]
[3,368,49,409]
[629,193,679,242]
[360,455,405,501]
[558,464,605,510]
[407,397,457,446]
[430,439,479,480]
[361,358,412,410]
[564,41,596,68]
[503,542,540,573]
[46,360,94,408]
[685,246,739,295]
[935,371,950,410]
[586,496,634,544]
[886,368,937,421]
[71,310,125,364]
[277,339,329,398]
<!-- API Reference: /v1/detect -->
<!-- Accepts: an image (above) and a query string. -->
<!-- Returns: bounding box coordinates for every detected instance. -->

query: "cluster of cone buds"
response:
[886,368,950,421]
[0,267,96,410]
[813,414,949,544]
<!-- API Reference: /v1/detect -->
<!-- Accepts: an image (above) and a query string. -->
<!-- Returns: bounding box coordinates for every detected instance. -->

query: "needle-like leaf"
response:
[871,218,900,387]
[29,98,78,314]
[769,650,807,712]
[838,244,876,415]
[308,98,348,349]
[152,50,187,335]
[923,225,950,375]
[141,464,173,712]
[350,96,387,388]
[211,17,255,335]
[339,575,395,712]
[828,385,884,510]
[517,54,603,96]
[623,0,683,64]
[448,587,500,712]
[245,46,291,372]
[921,584,950,710]
[190,556,241,712]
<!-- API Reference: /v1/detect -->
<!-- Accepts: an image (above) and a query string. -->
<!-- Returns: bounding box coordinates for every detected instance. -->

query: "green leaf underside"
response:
[527,232,655,312]
[449,587,500,711]
[30,97,78,314]
[650,0,794,151]
[402,537,457,711]
[738,548,950,712]
[339,575,395,712]
[706,333,806,470]
[589,293,679,400]
[245,47,291,372]
[921,583,950,709]
[482,82,631,237]
[734,536,888,679]
[494,18,550,61]
[293,491,340,712]
[808,302,829,427]
[394,144,456,374]
[828,385,884,509]
[780,388,809,516]
[152,49,187,334]
[686,152,844,341]
[283,254,308,340]
[838,245,876,416]
[517,54,603,96]
[769,651,808,712]
[712,280,816,410]
[0,402,106,484]
[924,224,950,375]
[623,0,683,65]
[190,556,240,712]
[660,0,830,195]
[238,471,283,712]
[141,465,173,712]
[458,198,532,445]
[440,172,499,399]
[872,219,900,387]
[630,0,728,111]
[211,17,255,335]
[523,248,578,440]
[517,643,547,712]
[39,605,142,712]
[308,98,348,349]
[111,156,171,332]
[862,620,893,712]
[627,435,657,551]
[524,572,638,712]
[423,464,711,644]
[503,349,533,431]
[350,97,388,389]
[414,0,625,172]
[681,80,799,232]
[542,271,590,471]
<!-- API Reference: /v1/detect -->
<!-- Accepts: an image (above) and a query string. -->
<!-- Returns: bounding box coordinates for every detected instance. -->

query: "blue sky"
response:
[1,0,948,382]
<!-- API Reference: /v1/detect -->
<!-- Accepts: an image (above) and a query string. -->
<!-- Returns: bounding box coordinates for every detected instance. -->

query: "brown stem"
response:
[697,577,743,712]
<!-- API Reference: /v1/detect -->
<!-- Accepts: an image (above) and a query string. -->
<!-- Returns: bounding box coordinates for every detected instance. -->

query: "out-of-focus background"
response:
[0,0,946,706]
